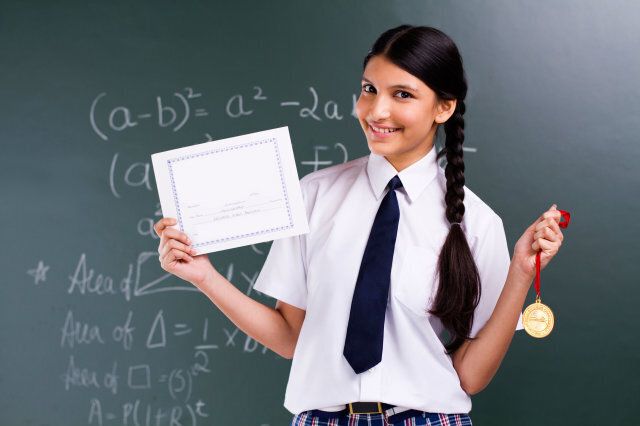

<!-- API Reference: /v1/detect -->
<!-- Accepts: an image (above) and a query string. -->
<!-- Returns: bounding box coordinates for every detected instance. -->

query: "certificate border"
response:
[165,137,294,248]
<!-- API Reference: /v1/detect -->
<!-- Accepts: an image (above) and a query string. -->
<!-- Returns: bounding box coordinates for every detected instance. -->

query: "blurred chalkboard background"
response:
[1,1,638,425]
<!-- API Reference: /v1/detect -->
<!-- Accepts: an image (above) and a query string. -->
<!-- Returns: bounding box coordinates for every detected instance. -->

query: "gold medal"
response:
[524,208,570,339]
[523,295,554,338]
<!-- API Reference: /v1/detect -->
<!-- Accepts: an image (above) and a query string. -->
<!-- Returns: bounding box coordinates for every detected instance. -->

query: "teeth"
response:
[371,125,400,134]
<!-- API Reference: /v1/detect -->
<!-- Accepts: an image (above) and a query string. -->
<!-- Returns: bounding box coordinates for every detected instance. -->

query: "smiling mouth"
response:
[368,124,402,137]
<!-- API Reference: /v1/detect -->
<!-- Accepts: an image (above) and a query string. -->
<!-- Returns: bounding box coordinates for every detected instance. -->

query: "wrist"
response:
[508,260,535,290]
[194,267,218,291]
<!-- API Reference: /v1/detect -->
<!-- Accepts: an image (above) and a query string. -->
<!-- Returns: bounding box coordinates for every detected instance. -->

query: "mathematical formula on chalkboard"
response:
[29,249,276,425]
[89,86,356,141]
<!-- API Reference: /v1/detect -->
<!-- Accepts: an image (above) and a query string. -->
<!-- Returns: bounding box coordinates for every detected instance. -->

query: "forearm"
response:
[195,268,296,359]
[457,262,533,394]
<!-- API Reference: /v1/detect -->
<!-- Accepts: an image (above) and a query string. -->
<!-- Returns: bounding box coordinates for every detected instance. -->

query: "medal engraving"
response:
[523,297,554,338]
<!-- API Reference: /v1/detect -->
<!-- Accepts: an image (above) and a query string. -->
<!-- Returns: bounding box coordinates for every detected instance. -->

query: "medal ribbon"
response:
[534,209,571,299]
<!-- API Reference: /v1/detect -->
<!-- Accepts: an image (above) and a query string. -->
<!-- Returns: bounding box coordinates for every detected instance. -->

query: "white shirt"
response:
[253,145,524,415]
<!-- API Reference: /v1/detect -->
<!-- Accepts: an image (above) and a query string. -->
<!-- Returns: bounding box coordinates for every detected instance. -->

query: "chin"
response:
[367,140,397,156]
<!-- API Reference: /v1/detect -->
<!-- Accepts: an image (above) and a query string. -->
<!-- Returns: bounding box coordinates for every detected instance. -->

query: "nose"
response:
[369,94,391,121]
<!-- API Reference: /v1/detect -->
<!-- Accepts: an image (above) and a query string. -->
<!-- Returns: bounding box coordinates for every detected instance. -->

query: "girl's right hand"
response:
[154,217,217,289]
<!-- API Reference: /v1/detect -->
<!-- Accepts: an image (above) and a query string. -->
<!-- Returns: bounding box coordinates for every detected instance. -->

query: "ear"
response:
[436,99,457,124]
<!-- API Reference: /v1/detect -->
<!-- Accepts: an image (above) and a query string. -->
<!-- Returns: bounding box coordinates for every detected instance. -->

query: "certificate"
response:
[151,126,309,254]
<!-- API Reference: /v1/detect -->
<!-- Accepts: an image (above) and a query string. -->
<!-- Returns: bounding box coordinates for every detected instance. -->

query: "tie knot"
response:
[388,175,403,191]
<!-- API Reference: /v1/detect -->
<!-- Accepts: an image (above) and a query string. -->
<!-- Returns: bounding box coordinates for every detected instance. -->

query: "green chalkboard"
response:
[2,1,638,425]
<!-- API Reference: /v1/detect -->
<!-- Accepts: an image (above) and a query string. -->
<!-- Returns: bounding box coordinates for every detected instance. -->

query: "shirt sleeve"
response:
[469,213,524,338]
[252,179,309,310]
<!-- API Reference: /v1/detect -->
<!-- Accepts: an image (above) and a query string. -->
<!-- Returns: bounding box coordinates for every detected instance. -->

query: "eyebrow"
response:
[361,77,419,92]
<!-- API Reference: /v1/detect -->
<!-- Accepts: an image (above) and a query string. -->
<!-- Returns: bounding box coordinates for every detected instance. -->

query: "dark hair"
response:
[363,25,478,354]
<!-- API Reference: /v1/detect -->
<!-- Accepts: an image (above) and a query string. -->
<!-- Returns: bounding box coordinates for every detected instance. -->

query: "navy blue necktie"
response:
[343,175,403,374]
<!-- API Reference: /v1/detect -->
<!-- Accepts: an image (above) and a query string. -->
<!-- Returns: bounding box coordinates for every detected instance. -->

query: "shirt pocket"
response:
[393,244,439,317]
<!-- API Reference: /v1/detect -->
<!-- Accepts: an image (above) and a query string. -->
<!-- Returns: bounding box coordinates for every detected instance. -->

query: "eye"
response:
[395,91,413,99]
[360,84,413,99]
[362,83,375,94]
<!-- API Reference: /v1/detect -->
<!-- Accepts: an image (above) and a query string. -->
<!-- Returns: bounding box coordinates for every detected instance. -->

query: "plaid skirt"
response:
[290,408,472,426]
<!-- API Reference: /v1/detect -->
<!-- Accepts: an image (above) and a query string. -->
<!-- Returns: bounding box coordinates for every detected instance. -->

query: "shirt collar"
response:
[366,145,440,203]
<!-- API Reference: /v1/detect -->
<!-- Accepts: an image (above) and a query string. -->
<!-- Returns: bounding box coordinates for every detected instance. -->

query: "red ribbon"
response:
[534,209,571,299]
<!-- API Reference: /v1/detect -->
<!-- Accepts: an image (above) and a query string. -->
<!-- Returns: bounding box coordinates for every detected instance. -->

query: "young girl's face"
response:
[355,55,455,172]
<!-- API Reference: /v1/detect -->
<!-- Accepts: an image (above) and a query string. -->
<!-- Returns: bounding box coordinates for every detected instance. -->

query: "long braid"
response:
[431,100,482,354]
[443,100,466,225]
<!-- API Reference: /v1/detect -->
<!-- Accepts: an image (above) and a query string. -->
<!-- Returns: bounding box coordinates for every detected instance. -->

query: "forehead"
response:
[361,55,426,91]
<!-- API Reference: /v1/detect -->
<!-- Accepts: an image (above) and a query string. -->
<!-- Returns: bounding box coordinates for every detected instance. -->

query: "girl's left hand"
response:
[511,204,565,285]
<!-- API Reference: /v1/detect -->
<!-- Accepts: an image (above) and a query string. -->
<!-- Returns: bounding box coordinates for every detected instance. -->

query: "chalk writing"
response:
[90,86,356,141]
[27,260,50,284]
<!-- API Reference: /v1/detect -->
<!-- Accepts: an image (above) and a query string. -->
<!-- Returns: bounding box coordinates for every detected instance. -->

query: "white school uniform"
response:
[253,145,524,415]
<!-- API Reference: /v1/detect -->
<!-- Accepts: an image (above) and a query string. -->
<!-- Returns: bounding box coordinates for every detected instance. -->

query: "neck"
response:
[385,143,435,172]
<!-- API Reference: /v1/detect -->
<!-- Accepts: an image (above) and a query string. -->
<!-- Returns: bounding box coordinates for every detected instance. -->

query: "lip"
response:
[368,121,399,129]
[368,123,402,139]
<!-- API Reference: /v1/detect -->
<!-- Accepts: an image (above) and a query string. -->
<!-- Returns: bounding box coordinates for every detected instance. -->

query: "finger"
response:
[548,218,564,242]
[527,205,560,235]
[162,248,194,265]
[171,248,194,262]
[154,217,176,237]
[535,217,564,241]
[534,226,559,242]
[161,239,196,258]
[535,217,549,232]
[161,228,191,245]
[154,218,177,237]
[542,207,562,223]
[534,237,558,254]
[532,233,561,252]
[535,217,556,233]
[159,228,191,254]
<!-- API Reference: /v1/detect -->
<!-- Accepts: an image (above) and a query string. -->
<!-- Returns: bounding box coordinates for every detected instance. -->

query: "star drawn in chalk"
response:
[27,260,50,285]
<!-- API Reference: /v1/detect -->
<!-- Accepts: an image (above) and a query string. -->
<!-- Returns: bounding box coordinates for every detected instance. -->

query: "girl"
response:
[154,25,566,426]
